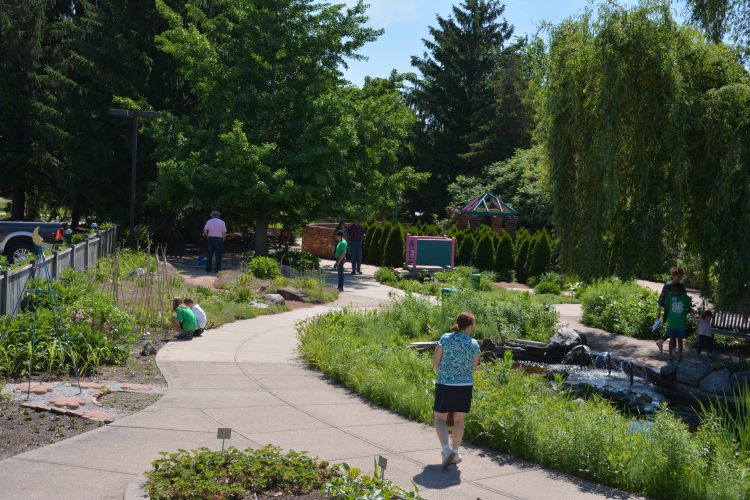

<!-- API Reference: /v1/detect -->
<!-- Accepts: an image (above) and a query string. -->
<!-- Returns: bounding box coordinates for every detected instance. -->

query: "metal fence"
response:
[0,227,118,316]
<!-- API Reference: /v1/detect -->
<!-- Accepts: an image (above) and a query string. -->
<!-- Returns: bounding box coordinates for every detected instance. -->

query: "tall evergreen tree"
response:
[409,0,529,214]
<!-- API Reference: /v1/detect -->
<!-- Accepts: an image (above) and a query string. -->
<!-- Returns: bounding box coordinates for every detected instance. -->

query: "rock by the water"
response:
[129,267,146,277]
[562,344,593,367]
[140,340,157,356]
[263,294,285,305]
[676,362,713,386]
[249,301,270,309]
[660,363,678,380]
[732,371,750,389]
[547,327,586,350]
[699,368,732,394]
[480,338,496,352]
[276,287,307,302]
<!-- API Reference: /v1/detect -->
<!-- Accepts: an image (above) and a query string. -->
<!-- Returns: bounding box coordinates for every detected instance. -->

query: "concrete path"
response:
[0,267,636,499]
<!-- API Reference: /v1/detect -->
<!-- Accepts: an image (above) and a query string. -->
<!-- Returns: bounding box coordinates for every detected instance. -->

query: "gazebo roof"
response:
[461,192,518,217]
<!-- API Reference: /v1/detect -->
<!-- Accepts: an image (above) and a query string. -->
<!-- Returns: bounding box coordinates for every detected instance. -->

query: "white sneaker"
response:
[441,449,456,469]
[452,453,462,464]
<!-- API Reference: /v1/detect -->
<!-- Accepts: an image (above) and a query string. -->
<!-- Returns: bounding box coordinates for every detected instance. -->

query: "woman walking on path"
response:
[432,312,481,469]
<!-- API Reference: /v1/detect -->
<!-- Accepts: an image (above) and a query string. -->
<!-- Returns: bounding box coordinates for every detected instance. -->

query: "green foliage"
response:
[473,233,496,271]
[542,1,750,307]
[382,224,406,268]
[324,462,424,500]
[527,229,552,278]
[579,279,659,338]
[272,250,319,271]
[70,233,85,245]
[374,267,399,284]
[0,271,134,376]
[408,0,531,213]
[456,233,474,266]
[514,232,532,283]
[686,0,750,51]
[493,231,515,281]
[448,145,551,228]
[534,280,562,295]
[248,257,280,279]
[364,223,383,265]
[300,305,750,500]
[145,445,337,500]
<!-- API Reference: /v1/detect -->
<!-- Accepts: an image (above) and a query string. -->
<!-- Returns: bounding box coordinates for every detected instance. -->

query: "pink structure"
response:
[404,235,456,270]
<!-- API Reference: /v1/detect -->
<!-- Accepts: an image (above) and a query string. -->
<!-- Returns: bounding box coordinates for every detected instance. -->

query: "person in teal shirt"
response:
[334,230,348,292]
[665,282,693,361]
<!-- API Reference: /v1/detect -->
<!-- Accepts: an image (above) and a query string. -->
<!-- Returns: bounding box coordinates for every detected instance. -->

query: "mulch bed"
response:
[98,391,162,413]
[0,395,103,460]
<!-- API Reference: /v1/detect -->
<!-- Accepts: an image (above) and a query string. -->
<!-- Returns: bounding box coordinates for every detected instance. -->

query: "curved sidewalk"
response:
[0,271,636,499]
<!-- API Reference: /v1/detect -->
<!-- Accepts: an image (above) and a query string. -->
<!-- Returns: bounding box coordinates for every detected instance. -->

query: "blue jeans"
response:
[349,240,363,273]
[206,237,224,272]
[337,259,345,291]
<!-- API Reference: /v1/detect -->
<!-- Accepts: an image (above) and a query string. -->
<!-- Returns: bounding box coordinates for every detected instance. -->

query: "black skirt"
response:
[433,384,473,413]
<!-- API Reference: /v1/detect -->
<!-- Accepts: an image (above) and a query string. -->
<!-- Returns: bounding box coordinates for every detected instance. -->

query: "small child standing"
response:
[665,282,693,361]
[171,297,197,341]
[695,310,714,356]
[184,297,207,337]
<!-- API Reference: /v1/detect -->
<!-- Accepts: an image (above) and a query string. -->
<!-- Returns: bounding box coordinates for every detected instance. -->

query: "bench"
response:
[711,310,750,339]
[268,228,292,250]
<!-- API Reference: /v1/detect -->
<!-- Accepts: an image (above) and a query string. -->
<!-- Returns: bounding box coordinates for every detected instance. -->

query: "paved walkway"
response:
[0,267,636,499]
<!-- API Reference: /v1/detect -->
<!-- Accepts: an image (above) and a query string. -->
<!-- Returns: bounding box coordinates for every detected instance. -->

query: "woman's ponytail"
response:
[451,312,475,332]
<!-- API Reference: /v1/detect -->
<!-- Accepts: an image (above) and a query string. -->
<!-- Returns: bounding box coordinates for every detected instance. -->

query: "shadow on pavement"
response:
[412,464,462,489]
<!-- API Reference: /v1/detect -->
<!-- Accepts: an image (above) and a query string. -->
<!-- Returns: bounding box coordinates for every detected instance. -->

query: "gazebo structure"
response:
[456,192,519,236]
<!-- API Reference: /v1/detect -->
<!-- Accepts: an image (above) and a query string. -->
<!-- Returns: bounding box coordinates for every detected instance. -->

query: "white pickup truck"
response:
[0,221,65,263]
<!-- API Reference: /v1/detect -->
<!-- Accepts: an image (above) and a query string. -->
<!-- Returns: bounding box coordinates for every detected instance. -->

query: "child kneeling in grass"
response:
[183,297,207,337]
[432,312,480,469]
[171,297,197,341]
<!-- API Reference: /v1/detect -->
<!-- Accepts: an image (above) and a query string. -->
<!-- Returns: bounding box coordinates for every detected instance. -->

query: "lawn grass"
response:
[481,287,580,305]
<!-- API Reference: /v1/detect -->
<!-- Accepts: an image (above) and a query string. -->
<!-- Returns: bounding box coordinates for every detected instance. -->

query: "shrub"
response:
[375,267,399,284]
[527,229,552,278]
[364,224,383,265]
[473,233,495,271]
[70,233,86,245]
[493,231,515,281]
[146,445,337,499]
[456,233,474,266]
[248,256,281,279]
[534,280,562,295]
[514,232,532,282]
[324,463,424,499]
[299,306,750,500]
[272,249,319,270]
[382,224,406,267]
[579,278,659,338]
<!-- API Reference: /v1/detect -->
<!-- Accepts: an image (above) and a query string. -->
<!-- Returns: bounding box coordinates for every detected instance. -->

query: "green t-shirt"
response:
[335,239,348,259]
[665,293,693,329]
[176,305,198,332]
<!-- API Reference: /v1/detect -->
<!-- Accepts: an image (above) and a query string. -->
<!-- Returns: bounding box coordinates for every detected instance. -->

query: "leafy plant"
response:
[534,280,562,295]
[578,278,659,338]
[248,256,280,279]
[272,249,320,270]
[324,462,424,499]
[375,267,398,284]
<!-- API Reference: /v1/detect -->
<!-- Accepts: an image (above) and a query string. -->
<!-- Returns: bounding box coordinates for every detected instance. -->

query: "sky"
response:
[341,0,654,85]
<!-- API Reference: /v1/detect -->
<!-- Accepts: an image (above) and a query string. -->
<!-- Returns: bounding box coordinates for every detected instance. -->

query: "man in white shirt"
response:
[203,210,227,272]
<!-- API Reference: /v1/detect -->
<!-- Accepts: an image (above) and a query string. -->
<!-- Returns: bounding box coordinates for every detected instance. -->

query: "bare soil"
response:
[98,391,161,413]
[0,396,103,460]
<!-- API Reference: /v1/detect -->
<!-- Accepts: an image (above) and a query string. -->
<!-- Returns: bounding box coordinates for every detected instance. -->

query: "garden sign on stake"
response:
[217,427,231,452]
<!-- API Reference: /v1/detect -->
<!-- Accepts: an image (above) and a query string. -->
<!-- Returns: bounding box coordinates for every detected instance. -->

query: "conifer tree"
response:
[473,233,495,271]
[494,231,514,281]
[514,231,532,282]
[383,224,406,267]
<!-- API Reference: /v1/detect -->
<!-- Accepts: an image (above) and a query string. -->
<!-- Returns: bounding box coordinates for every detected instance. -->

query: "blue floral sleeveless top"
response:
[437,332,480,385]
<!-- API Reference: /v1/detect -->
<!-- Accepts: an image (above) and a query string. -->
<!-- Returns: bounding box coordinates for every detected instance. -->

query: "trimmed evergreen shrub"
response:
[515,233,532,282]
[473,233,495,271]
[456,232,474,266]
[527,229,552,278]
[383,224,406,267]
[376,222,392,265]
[494,231,515,281]
[365,224,383,265]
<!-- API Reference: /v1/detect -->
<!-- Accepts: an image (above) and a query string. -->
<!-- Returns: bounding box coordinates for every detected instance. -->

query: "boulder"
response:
[660,363,678,380]
[676,362,713,386]
[562,345,593,367]
[276,287,307,302]
[732,371,750,390]
[263,294,285,305]
[547,327,586,350]
[129,267,146,278]
[699,368,732,394]
[140,340,157,357]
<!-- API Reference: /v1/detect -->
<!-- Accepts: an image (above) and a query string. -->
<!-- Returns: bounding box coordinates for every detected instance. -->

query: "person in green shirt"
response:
[665,282,693,361]
[334,230,348,292]
[171,297,198,341]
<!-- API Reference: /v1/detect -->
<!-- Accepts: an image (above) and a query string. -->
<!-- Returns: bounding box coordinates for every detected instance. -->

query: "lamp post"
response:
[109,108,161,237]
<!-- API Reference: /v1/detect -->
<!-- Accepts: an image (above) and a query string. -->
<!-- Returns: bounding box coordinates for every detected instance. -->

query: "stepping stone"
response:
[16,384,53,395]
[79,410,114,423]
[120,383,152,392]
[74,382,104,389]
[49,397,86,410]
[20,402,49,411]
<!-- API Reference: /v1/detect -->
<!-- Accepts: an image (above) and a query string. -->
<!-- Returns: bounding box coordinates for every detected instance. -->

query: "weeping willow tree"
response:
[541,1,750,307]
